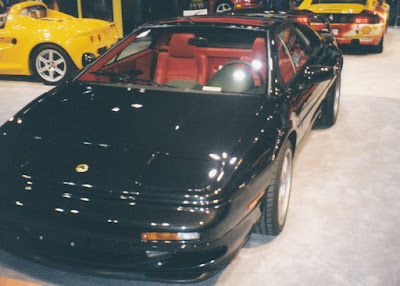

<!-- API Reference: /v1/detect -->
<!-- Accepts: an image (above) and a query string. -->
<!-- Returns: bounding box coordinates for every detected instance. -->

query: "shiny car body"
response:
[0,1,118,84]
[297,0,389,53]
[0,12,342,282]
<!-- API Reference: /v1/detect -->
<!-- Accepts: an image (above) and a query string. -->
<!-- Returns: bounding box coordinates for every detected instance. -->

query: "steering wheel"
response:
[220,60,265,88]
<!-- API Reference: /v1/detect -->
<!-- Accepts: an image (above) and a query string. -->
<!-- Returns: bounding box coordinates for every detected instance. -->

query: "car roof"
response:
[154,11,301,31]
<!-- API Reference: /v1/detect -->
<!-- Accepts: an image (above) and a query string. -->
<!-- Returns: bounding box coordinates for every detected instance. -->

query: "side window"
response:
[277,27,310,83]
[294,27,311,48]
[276,35,295,84]
[278,27,309,72]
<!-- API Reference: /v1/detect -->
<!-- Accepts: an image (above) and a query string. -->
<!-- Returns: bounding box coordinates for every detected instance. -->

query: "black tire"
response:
[370,35,384,54]
[214,0,234,13]
[31,44,76,85]
[254,139,293,235]
[315,72,341,128]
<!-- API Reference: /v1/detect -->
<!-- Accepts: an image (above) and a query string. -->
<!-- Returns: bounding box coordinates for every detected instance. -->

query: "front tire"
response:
[31,44,75,85]
[215,0,234,13]
[254,140,293,235]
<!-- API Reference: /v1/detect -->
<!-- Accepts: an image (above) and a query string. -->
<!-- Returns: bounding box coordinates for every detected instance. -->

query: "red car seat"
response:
[154,33,208,87]
[240,37,267,86]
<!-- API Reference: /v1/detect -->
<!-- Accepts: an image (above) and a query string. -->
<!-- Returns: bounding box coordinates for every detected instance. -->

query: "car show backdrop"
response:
[1,0,399,36]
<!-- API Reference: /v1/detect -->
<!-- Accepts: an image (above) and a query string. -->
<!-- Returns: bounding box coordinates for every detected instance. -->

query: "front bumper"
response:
[0,201,259,283]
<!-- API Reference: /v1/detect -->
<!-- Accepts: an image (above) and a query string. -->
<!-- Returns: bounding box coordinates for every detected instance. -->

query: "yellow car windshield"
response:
[20,5,47,19]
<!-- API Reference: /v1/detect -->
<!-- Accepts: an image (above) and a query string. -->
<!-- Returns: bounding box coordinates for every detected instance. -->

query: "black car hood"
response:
[0,82,266,194]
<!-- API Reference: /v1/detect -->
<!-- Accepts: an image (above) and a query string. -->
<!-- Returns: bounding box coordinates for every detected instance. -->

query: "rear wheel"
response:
[215,0,233,13]
[254,140,293,235]
[31,44,76,85]
[371,35,384,54]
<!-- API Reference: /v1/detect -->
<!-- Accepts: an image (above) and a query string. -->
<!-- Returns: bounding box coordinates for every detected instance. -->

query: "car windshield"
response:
[78,26,268,95]
[311,0,367,4]
[20,5,47,19]
[0,13,6,28]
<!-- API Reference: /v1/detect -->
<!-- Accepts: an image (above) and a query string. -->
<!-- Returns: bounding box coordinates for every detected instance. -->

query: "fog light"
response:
[141,232,200,241]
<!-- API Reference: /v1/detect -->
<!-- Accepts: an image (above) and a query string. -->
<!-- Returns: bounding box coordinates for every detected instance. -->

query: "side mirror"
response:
[319,30,335,44]
[304,65,334,83]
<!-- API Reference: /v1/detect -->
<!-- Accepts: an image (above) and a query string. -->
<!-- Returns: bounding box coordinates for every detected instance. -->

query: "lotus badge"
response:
[76,164,89,173]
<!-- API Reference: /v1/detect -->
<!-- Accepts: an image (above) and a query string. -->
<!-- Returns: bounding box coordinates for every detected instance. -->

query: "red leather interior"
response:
[110,49,153,78]
[154,33,208,85]
[195,47,252,81]
[240,37,267,86]
[169,34,195,58]
[277,40,295,83]
[153,34,271,88]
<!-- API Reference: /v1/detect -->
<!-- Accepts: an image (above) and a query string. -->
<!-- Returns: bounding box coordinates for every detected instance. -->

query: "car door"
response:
[275,24,330,141]
[0,7,36,74]
[0,14,15,71]
[0,16,24,74]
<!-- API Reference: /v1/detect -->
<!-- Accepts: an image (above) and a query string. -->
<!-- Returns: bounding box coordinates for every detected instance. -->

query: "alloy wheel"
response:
[277,147,292,226]
[333,76,341,120]
[216,3,233,13]
[35,49,67,83]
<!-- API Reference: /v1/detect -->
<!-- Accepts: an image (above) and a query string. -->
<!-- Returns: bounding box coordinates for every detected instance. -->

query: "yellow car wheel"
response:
[31,44,76,85]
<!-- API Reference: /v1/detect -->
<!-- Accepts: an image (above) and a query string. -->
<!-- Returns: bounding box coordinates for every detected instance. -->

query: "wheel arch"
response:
[287,131,297,156]
[272,121,297,163]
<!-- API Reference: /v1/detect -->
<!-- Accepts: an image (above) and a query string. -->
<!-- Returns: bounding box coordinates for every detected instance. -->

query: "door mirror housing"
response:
[319,31,335,44]
[304,65,335,83]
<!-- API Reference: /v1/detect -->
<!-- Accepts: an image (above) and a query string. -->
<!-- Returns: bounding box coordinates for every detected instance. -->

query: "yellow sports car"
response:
[0,1,118,84]
[297,0,389,53]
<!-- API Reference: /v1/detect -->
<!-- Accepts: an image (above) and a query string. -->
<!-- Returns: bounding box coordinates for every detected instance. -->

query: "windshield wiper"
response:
[89,70,165,87]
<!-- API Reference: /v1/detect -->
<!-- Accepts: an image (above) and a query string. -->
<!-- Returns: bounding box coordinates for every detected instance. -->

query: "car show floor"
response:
[0,27,399,286]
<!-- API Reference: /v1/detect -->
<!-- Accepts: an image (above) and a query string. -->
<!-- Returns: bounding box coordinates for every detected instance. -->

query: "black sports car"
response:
[0,12,342,282]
